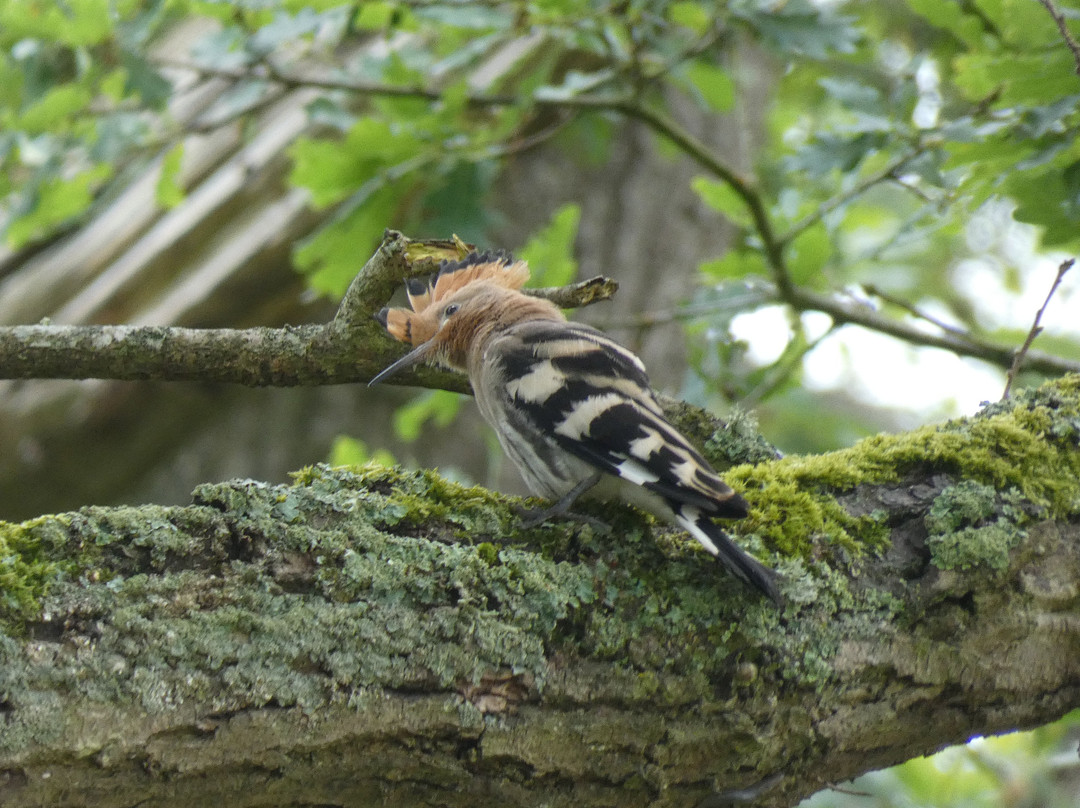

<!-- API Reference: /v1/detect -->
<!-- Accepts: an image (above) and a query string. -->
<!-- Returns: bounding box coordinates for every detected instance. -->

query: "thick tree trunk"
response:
[2,376,1079,807]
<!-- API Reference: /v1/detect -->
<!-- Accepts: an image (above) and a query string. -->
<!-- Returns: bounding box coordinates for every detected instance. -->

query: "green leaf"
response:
[995,0,1066,49]
[249,8,336,57]
[699,251,768,281]
[786,133,886,177]
[818,77,882,113]
[419,159,495,241]
[100,68,127,101]
[692,176,752,228]
[289,118,422,208]
[156,143,185,209]
[393,390,464,442]
[668,2,712,35]
[906,0,985,45]
[1009,158,1080,247]
[328,436,396,468]
[555,114,615,166]
[189,27,253,71]
[0,0,112,46]
[5,163,111,248]
[518,203,581,287]
[119,50,172,107]
[683,60,735,112]
[17,84,92,133]
[294,183,405,297]
[354,2,399,30]
[90,111,151,162]
[534,68,618,101]
[954,51,1078,106]
[786,221,831,286]
[943,134,1030,172]
[413,4,514,30]
[736,0,859,58]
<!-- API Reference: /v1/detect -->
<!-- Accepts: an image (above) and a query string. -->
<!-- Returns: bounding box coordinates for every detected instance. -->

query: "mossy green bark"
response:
[1,377,1080,807]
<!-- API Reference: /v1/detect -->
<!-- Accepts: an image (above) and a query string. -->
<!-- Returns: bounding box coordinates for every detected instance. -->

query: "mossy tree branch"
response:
[0,230,617,392]
[2,377,1080,807]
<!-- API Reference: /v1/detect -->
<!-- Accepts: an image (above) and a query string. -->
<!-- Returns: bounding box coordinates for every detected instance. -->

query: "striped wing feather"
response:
[499,321,748,519]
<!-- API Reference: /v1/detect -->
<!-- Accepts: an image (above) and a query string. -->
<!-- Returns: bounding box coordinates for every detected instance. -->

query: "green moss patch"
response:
[0,515,72,621]
[726,376,1080,560]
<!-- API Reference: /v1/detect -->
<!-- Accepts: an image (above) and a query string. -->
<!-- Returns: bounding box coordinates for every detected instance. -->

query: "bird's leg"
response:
[516,473,606,529]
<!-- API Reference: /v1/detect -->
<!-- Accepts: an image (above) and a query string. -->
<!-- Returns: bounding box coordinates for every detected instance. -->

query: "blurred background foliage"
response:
[1,0,1079,803]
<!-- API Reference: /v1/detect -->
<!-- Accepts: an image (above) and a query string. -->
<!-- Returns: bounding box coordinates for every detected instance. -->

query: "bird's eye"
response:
[443,303,460,317]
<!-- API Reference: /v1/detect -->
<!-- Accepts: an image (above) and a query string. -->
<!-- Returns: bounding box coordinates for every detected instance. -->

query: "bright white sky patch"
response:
[803,327,1006,415]
[730,305,791,365]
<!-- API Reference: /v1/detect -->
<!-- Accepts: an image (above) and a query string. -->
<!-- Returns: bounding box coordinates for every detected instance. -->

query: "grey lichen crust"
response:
[2,376,1080,807]
[0,461,791,806]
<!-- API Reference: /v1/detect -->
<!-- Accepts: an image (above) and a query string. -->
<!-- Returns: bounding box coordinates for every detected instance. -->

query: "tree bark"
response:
[0,232,616,389]
[2,375,1079,807]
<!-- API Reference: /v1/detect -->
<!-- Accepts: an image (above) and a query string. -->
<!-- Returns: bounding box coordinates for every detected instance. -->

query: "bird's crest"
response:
[377,250,530,345]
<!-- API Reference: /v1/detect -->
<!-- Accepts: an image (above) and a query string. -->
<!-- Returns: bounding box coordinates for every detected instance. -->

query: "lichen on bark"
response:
[0,376,1079,807]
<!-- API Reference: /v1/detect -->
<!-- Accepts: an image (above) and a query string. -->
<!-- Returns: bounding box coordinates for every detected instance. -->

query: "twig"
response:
[1035,0,1080,75]
[144,57,1080,386]
[1003,258,1075,398]
[862,284,972,338]
[616,102,792,297]
[779,146,927,248]
[528,276,619,308]
[824,781,874,797]
[594,284,776,330]
[597,275,1080,379]
[154,57,793,299]
[477,110,576,160]
[784,283,1080,377]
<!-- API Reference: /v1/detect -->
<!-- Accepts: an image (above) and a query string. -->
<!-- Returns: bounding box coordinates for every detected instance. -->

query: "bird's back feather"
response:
[487,319,748,519]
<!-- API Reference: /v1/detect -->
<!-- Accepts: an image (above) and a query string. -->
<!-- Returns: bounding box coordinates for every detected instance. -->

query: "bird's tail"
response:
[674,505,783,607]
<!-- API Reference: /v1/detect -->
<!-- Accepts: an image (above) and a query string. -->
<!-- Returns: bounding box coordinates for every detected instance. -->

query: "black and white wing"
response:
[487,320,780,603]
[495,320,748,517]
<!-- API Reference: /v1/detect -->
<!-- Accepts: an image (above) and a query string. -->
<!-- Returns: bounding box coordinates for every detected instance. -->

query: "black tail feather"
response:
[674,506,783,607]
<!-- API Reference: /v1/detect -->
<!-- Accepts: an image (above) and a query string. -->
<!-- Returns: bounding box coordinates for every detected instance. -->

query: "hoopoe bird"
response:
[370,251,781,605]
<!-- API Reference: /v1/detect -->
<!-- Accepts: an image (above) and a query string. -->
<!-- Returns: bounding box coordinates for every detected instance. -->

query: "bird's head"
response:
[369,251,559,385]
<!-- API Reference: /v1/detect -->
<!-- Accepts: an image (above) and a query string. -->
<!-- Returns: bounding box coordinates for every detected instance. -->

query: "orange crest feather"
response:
[378,251,530,345]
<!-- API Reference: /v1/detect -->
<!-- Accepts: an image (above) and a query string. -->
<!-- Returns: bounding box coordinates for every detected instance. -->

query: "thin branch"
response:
[779,146,928,248]
[1003,258,1075,398]
[154,57,795,298]
[824,782,874,798]
[333,229,418,326]
[862,284,972,338]
[595,273,1080,380]
[155,58,453,104]
[472,109,579,164]
[1035,0,1080,75]
[0,232,618,389]
[740,324,837,409]
[786,284,1080,377]
[614,102,792,298]
[528,276,620,309]
[594,284,776,330]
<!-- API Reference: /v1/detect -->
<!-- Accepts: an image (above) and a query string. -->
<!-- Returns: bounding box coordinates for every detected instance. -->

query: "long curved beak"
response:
[368,341,432,386]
